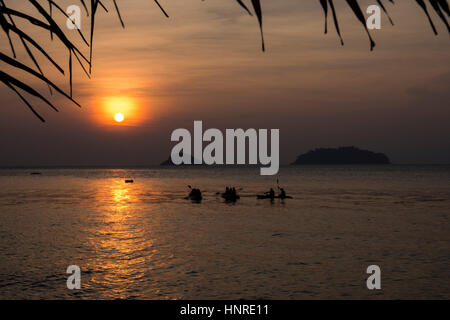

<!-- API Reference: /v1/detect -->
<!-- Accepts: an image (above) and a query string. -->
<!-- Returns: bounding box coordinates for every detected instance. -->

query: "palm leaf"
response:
[1,0,449,121]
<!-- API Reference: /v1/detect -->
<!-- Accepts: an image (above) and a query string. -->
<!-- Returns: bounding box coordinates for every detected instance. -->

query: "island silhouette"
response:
[291,146,390,165]
[160,151,200,166]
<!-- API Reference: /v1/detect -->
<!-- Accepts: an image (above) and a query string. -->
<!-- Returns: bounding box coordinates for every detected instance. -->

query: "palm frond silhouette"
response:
[0,0,449,122]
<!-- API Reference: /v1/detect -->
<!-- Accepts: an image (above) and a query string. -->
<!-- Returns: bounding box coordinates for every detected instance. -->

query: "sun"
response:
[114,112,125,123]
[96,96,147,126]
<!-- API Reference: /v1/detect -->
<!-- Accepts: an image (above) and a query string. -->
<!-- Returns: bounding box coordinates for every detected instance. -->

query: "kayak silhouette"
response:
[221,193,241,201]
[256,195,293,200]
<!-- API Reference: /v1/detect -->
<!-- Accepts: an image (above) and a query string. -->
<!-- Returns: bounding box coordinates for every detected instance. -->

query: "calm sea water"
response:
[0,166,449,299]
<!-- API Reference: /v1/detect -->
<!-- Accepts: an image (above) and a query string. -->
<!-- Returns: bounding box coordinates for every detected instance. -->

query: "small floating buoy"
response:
[125,179,134,183]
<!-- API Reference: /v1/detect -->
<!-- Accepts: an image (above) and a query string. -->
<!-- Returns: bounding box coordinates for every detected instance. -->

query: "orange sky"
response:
[0,0,449,165]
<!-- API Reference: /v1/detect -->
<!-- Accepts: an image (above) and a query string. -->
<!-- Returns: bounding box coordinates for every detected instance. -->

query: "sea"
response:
[0,165,449,299]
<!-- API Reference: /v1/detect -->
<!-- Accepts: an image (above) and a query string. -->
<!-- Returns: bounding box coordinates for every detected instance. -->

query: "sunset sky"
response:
[0,0,449,166]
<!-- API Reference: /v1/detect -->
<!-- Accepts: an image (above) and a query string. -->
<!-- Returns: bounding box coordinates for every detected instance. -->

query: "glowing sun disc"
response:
[114,113,124,123]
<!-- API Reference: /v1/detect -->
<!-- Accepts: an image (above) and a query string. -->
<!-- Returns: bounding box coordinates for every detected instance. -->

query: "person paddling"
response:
[266,188,275,198]
[187,186,202,200]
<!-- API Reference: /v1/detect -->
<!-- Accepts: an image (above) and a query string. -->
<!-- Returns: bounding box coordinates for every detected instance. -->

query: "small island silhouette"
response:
[292,146,390,165]
[160,152,200,166]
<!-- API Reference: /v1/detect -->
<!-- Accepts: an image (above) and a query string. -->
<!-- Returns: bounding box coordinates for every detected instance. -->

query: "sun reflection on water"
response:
[84,178,156,299]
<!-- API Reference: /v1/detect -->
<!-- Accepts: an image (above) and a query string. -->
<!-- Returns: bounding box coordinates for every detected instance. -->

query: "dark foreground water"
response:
[0,165,449,299]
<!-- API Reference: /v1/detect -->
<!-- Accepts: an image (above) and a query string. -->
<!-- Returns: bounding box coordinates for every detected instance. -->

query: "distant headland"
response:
[160,156,187,166]
[160,153,199,166]
[160,157,175,166]
[291,146,390,165]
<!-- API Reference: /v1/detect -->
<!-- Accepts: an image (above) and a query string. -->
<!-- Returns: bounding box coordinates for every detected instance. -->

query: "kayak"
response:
[185,195,203,201]
[221,193,240,201]
[256,195,293,199]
